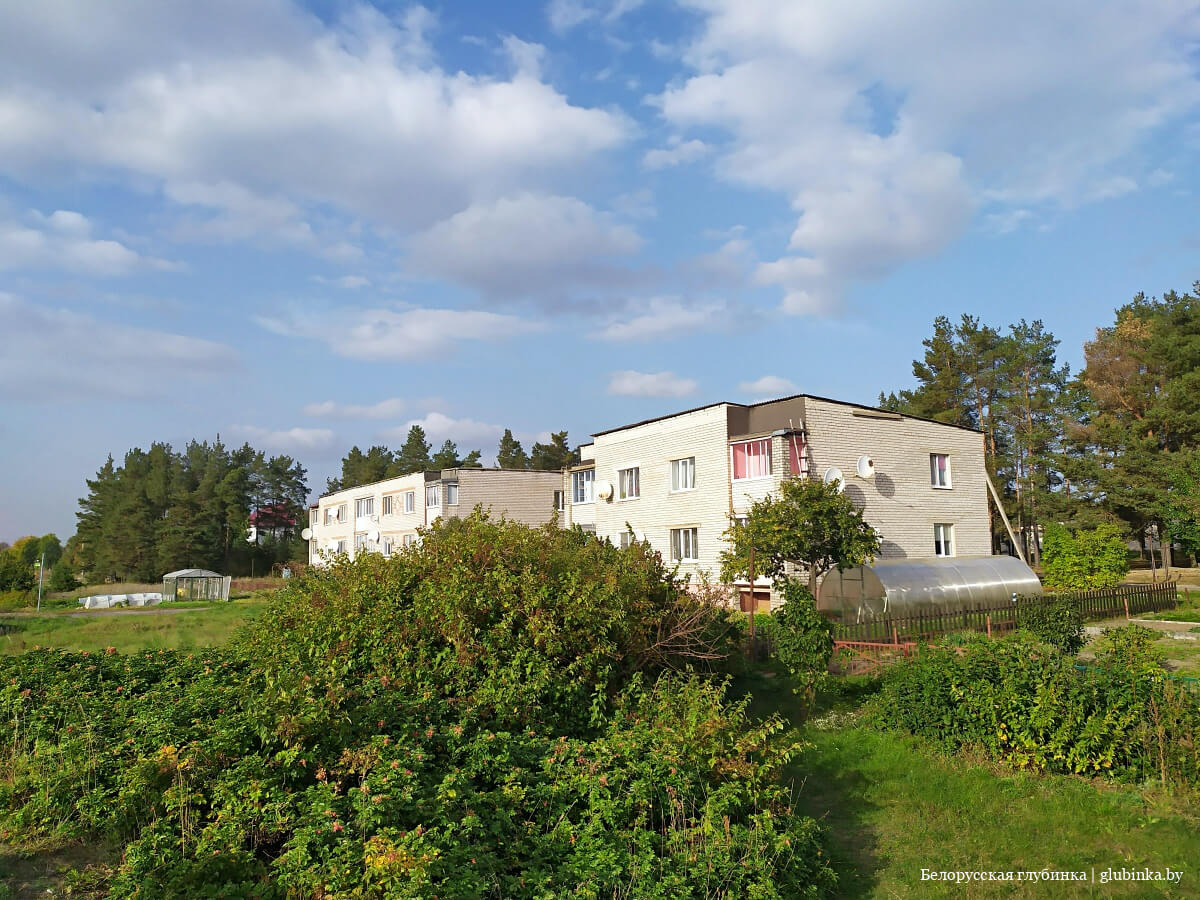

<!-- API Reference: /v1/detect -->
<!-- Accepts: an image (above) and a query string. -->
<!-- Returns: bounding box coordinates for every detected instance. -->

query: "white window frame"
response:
[571,469,595,504]
[617,466,640,500]
[930,453,952,489]
[336,539,347,554]
[670,527,699,562]
[446,484,459,505]
[553,489,565,512]
[426,484,440,508]
[730,438,773,481]
[325,504,346,526]
[354,532,368,551]
[402,533,417,548]
[382,495,394,516]
[355,496,374,519]
[670,457,696,492]
[382,536,394,557]
[934,523,955,557]
[618,531,633,550]
[404,491,415,514]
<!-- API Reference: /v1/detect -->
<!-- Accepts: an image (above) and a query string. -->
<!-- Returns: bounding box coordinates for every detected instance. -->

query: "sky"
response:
[1,0,1199,543]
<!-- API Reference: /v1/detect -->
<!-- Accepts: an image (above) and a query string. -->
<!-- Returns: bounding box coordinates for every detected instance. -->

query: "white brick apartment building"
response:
[306,467,561,564]
[562,394,990,606]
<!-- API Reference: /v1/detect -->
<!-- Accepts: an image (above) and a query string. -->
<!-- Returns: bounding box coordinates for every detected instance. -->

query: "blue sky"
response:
[2,0,1198,543]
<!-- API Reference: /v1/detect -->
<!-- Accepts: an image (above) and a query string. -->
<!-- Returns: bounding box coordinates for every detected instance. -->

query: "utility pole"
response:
[36,551,45,612]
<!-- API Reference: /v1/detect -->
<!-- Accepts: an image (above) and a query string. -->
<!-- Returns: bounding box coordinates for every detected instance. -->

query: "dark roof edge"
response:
[592,394,981,438]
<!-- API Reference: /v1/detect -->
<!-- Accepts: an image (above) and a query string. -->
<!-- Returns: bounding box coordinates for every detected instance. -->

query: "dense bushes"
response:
[771,582,834,696]
[1041,523,1129,591]
[1,512,833,897]
[1015,594,1084,653]
[872,630,1200,789]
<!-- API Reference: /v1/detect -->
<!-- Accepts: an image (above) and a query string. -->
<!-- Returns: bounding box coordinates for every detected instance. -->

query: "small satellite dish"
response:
[368,528,380,543]
[327,539,339,552]
[856,456,876,478]
[246,526,257,543]
[823,467,845,492]
[301,527,313,541]
[595,480,614,501]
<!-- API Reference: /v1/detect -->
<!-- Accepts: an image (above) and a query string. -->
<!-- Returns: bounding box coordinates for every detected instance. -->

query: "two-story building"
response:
[563,394,990,607]
[306,468,562,565]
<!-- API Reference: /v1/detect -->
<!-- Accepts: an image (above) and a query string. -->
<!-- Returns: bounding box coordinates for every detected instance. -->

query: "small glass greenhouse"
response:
[161,568,231,603]
[817,556,1042,623]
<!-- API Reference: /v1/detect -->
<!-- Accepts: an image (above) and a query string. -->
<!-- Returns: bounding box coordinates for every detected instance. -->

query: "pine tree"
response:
[431,439,462,470]
[530,431,577,470]
[496,429,529,469]
[393,427,432,475]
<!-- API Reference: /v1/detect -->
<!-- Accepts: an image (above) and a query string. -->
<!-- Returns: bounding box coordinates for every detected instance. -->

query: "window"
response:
[670,457,696,492]
[786,435,808,476]
[553,490,564,512]
[402,534,417,548]
[571,469,595,504]
[324,504,346,525]
[426,484,440,507]
[930,453,951,488]
[324,507,334,525]
[731,439,772,480]
[355,497,374,518]
[309,508,318,525]
[354,533,368,550]
[670,527,699,562]
[617,467,640,500]
[336,539,347,554]
[618,531,633,549]
[446,484,459,505]
[382,537,394,557]
[934,523,954,557]
[404,491,415,514]
[382,495,394,516]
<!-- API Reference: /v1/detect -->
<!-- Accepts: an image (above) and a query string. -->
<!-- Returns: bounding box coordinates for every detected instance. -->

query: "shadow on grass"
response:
[727,667,887,897]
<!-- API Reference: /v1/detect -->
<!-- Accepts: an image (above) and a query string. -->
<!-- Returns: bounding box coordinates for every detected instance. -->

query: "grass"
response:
[0,597,269,655]
[730,669,1200,897]
[1143,591,1200,623]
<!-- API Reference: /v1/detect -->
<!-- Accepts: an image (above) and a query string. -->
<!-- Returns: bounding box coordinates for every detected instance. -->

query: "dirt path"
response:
[0,606,206,619]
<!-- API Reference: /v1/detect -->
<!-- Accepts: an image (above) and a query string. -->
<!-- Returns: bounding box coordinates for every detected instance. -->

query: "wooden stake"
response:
[986,615,992,638]
[1123,595,1131,620]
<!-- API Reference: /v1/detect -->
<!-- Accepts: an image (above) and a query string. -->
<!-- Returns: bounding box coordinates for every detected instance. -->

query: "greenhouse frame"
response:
[161,568,232,603]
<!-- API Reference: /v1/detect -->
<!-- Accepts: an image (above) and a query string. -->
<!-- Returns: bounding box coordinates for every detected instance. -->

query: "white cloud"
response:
[0,207,179,276]
[547,0,643,33]
[0,3,630,240]
[656,0,1200,313]
[607,369,698,397]
[596,296,740,342]
[228,424,338,455]
[739,374,796,396]
[0,292,236,399]
[257,305,543,361]
[408,193,643,303]
[382,412,504,449]
[302,397,407,419]
[311,274,371,289]
[642,137,709,170]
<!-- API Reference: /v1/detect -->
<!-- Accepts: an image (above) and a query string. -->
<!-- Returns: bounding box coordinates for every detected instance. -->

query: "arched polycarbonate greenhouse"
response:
[161,568,231,603]
[816,556,1042,623]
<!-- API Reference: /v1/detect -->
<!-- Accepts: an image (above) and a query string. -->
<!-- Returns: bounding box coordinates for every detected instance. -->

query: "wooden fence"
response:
[832,582,1179,645]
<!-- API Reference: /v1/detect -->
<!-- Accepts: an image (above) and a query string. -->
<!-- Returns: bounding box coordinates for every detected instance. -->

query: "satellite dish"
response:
[327,539,339,552]
[634,529,646,542]
[823,467,845,492]
[368,528,380,543]
[595,480,614,501]
[301,527,313,541]
[246,526,257,543]
[855,456,876,478]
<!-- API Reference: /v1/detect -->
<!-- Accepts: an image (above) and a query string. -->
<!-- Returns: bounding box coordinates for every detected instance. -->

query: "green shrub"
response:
[47,559,78,592]
[1041,523,1129,591]
[1093,624,1167,674]
[871,633,1200,789]
[772,581,834,697]
[1,513,834,897]
[1015,595,1084,654]
[0,550,33,592]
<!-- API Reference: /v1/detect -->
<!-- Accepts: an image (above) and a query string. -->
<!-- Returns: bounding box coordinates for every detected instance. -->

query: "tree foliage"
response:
[495,428,529,469]
[73,440,309,581]
[721,476,880,592]
[1040,523,1129,592]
